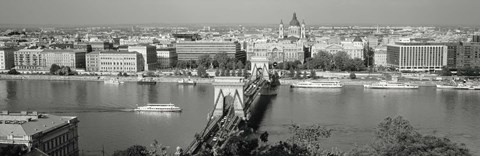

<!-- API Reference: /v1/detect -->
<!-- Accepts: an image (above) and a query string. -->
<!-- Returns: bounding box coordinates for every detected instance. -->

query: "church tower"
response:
[301,20,306,39]
[279,20,284,39]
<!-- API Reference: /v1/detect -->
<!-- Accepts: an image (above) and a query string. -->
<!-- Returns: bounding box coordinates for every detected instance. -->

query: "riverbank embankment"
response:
[0,74,214,83]
[0,74,440,86]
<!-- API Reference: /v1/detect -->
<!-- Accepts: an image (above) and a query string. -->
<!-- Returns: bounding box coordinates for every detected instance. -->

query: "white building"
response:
[128,45,157,71]
[246,41,304,63]
[387,43,448,71]
[373,46,387,66]
[311,37,365,59]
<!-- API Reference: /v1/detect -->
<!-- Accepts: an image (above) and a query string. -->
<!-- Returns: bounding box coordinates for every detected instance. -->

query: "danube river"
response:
[0,80,479,155]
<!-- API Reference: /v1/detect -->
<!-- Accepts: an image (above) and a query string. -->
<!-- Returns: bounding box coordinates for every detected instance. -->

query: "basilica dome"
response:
[289,12,301,27]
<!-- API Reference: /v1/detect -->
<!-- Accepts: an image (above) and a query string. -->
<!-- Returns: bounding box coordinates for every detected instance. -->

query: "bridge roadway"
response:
[185,77,268,154]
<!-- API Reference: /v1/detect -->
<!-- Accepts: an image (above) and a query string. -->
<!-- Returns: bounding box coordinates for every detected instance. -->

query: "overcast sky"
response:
[0,0,479,26]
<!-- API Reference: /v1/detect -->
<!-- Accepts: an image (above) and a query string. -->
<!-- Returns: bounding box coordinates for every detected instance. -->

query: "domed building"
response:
[279,12,306,39]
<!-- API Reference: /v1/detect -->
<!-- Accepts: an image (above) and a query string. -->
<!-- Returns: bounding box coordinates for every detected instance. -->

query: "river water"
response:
[0,80,479,155]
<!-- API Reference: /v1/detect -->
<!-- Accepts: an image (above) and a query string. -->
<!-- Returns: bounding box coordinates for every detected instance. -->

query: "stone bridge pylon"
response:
[250,56,269,80]
[212,77,245,118]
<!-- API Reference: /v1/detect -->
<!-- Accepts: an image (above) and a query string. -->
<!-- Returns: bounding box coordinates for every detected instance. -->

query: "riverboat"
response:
[291,81,343,88]
[134,103,182,112]
[436,84,471,90]
[104,79,124,84]
[137,79,157,85]
[364,81,418,89]
[178,79,196,85]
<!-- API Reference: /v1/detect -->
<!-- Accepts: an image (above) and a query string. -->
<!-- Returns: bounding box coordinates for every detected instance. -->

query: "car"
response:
[213,137,218,142]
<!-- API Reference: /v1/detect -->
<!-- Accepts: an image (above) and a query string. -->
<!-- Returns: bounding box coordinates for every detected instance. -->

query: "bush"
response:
[226,69,231,76]
[50,64,61,75]
[350,73,356,79]
[349,116,472,156]
[7,69,20,75]
[215,69,220,76]
[311,70,317,79]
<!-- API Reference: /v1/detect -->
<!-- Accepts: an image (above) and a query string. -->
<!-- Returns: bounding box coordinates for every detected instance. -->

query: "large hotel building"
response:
[387,43,448,71]
[98,51,144,73]
[175,41,241,61]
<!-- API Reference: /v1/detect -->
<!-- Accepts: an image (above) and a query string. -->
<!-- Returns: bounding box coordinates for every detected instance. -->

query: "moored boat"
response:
[178,79,196,85]
[291,81,343,88]
[134,103,182,112]
[364,81,418,89]
[436,84,471,90]
[104,79,124,84]
[138,79,157,85]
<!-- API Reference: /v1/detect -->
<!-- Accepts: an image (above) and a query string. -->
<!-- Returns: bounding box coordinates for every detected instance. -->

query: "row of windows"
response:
[99,57,136,60]
[100,62,136,65]
[100,67,137,71]
[43,132,70,152]
[399,50,444,67]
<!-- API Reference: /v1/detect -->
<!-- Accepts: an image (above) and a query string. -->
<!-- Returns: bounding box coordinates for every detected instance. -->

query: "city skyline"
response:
[1,0,480,26]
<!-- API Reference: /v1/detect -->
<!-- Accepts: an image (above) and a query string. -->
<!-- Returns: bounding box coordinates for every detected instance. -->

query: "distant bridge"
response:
[185,56,275,154]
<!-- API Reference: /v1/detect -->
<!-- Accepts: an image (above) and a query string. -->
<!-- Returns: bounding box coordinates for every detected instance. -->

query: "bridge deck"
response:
[186,77,269,154]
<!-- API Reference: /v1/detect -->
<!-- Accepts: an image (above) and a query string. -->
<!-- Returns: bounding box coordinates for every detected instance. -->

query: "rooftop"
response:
[42,49,86,53]
[100,51,137,54]
[0,111,77,137]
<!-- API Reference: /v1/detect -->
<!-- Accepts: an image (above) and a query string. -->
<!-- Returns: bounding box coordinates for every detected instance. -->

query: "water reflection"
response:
[135,111,181,119]
[1,80,479,154]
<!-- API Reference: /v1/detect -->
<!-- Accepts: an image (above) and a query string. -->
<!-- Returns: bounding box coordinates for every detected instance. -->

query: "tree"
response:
[349,116,471,156]
[226,61,235,70]
[187,60,198,69]
[176,60,187,69]
[305,58,314,69]
[213,52,230,68]
[295,69,302,79]
[58,66,72,75]
[148,139,169,156]
[226,69,231,76]
[440,66,453,76]
[113,145,148,156]
[289,68,295,78]
[145,71,155,77]
[245,60,251,70]
[0,144,28,156]
[312,51,334,70]
[237,69,243,77]
[197,54,212,68]
[458,66,473,76]
[260,131,269,143]
[334,51,351,71]
[364,47,375,68]
[220,68,226,76]
[7,69,20,75]
[350,73,357,79]
[236,61,244,70]
[50,64,61,75]
[287,124,334,155]
[215,69,220,77]
[349,58,366,71]
[197,66,207,78]
[310,70,317,79]
[243,69,249,78]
